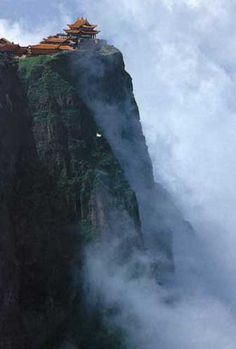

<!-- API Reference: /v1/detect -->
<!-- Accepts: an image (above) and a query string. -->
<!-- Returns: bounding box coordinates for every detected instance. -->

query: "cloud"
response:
[0,18,45,45]
[84,238,236,349]
[0,0,78,45]
[78,0,236,289]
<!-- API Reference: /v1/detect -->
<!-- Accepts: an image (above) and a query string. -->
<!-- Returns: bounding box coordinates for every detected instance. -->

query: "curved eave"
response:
[65,29,99,34]
[68,18,91,28]
[70,24,97,29]
[80,31,99,35]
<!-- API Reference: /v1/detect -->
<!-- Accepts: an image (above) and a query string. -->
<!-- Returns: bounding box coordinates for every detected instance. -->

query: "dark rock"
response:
[0,45,179,348]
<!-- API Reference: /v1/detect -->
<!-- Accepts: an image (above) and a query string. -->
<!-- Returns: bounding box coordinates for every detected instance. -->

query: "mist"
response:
[78,1,236,348]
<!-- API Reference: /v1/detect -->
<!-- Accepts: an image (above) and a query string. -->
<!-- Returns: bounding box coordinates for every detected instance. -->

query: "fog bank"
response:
[80,1,236,347]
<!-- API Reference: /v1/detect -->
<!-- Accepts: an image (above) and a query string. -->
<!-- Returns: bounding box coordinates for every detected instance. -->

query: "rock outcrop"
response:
[0,44,176,348]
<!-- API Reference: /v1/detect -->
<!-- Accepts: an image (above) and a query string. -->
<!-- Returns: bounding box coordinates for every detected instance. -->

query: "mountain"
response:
[0,44,180,348]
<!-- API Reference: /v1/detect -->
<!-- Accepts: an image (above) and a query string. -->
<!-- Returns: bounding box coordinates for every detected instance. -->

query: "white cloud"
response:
[84,238,236,349]
[0,2,75,45]
[0,18,53,45]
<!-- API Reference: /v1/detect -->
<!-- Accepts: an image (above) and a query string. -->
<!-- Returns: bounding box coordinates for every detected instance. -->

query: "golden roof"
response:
[32,44,61,49]
[69,17,88,28]
[42,37,69,44]
[58,45,74,51]
[68,17,97,29]
[0,44,26,55]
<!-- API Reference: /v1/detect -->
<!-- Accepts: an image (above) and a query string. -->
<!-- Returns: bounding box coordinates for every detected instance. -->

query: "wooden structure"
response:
[0,38,27,56]
[64,17,99,40]
[29,43,73,56]
[41,36,73,45]
[0,38,11,46]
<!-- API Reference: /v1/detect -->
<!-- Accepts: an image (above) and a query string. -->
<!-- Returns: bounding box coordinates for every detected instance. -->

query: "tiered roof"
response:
[64,17,99,38]
[41,36,71,45]
[29,43,73,56]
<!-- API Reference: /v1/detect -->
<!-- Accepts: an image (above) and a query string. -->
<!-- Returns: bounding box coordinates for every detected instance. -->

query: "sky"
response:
[2,0,236,348]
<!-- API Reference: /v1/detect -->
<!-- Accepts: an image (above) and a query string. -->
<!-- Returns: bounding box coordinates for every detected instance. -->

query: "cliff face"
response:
[0,56,35,348]
[0,44,174,349]
[18,51,142,243]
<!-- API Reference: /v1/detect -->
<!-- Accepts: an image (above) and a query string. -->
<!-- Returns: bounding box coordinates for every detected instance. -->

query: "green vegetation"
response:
[19,55,55,80]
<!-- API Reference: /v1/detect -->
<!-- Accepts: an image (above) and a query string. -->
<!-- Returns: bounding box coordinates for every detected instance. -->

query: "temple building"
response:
[64,17,99,41]
[28,43,74,56]
[0,38,27,56]
[0,38,11,46]
[41,36,73,46]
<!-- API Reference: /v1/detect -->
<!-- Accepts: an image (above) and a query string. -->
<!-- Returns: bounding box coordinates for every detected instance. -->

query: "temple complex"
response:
[0,17,100,57]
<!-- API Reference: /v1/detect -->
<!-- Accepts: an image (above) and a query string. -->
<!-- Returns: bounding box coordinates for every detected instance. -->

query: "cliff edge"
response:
[0,44,177,349]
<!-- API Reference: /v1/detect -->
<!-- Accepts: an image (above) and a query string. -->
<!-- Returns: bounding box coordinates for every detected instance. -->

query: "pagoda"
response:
[64,17,99,41]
